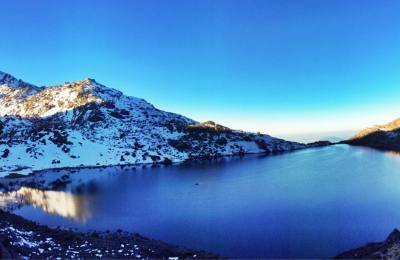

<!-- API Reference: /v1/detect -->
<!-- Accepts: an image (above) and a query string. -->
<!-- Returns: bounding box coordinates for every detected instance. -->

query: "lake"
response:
[4,144,400,258]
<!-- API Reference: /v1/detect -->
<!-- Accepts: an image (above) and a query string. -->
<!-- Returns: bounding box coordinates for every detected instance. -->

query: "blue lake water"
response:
[9,144,400,258]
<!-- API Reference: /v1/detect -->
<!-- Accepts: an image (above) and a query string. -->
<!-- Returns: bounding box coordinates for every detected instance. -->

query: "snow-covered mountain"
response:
[0,71,305,176]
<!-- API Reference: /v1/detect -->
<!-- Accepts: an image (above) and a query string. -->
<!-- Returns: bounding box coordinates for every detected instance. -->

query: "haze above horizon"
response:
[1,0,400,141]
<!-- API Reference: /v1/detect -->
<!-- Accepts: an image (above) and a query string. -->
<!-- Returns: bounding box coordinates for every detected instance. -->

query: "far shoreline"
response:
[0,140,334,181]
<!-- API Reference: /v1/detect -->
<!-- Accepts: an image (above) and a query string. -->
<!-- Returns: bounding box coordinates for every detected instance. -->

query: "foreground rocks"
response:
[336,229,400,259]
[0,210,219,259]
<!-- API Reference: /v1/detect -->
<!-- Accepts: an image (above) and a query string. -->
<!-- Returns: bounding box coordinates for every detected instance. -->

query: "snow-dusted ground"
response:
[0,71,305,176]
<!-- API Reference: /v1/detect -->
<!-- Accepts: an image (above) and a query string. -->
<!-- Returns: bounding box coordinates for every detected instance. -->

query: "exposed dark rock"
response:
[187,121,232,134]
[344,117,400,151]
[1,148,9,158]
[162,158,173,165]
[306,141,333,147]
[255,139,269,151]
[216,137,228,146]
[336,229,400,259]
[88,109,105,122]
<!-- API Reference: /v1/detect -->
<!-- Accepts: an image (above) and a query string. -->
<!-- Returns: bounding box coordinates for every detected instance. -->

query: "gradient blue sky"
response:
[1,0,400,141]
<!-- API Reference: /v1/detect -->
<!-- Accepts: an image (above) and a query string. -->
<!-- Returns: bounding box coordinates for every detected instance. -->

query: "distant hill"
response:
[344,118,400,151]
[320,136,343,143]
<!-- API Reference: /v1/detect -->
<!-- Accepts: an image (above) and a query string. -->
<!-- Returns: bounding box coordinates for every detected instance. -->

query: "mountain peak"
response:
[0,71,305,175]
[66,78,97,86]
[0,71,19,85]
[0,70,38,89]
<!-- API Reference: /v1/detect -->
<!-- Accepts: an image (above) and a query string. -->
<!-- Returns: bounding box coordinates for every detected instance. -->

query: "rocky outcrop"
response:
[336,229,400,259]
[344,118,400,151]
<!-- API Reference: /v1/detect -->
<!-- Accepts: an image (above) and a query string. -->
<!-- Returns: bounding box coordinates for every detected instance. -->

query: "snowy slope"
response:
[0,71,305,176]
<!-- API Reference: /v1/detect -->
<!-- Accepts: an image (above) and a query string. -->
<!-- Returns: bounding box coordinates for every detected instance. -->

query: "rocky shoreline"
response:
[3,207,400,260]
[336,229,400,259]
[0,210,219,259]
[0,142,314,178]
[0,147,332,193]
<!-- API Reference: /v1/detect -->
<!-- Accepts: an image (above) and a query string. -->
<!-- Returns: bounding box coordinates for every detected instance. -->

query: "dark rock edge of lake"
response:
[335,229,400,259]
[0,210,221,259]
[3,205,400,260]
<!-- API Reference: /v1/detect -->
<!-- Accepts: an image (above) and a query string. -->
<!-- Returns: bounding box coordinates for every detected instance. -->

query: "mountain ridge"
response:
[345,117,400,151]
[0,71,39,89]
[0,71,305,176]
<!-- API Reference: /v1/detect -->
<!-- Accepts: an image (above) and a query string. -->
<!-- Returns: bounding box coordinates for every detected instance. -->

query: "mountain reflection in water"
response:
[385,150,400,158]
[0,187,91,222]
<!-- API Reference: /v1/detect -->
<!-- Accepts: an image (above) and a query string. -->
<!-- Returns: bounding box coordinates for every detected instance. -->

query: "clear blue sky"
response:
[2,0,400,140]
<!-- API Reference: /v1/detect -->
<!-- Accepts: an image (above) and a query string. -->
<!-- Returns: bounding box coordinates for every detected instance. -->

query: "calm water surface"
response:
[8,144,400,258]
